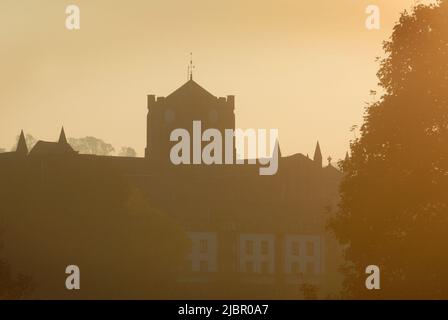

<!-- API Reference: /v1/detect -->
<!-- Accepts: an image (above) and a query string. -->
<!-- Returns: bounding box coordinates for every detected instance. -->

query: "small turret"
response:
[313,141,322,168]
[58,127,68,144]
[327,156,332,167]
[16,130,28,156]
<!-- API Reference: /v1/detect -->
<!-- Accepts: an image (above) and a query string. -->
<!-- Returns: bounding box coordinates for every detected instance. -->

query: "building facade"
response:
[0,77,344,298]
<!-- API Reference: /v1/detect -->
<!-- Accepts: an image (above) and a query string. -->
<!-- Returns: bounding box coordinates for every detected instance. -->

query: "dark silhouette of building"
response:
[146,78,235,163]
[28,127,77,157]
[0,77,344,299]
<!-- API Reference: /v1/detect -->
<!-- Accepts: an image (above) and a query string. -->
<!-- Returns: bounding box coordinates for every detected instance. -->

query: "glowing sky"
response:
[0,0,436,160]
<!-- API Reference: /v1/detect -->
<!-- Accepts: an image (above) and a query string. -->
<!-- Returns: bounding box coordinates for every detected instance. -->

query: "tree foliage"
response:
[330,0,448,299]
[68,137,115,156]
[118,147,137,157]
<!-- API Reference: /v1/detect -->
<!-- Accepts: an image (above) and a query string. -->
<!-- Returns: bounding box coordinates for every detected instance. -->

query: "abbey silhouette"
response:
[0,76,343,299]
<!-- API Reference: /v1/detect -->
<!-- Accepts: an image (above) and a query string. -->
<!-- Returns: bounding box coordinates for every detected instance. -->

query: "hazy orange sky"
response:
[0,0,436,160]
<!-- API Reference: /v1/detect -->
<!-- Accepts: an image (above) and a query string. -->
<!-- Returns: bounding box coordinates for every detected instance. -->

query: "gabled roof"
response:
[29,141,76,156]
[166,79,216,102]
[29,128,76,156]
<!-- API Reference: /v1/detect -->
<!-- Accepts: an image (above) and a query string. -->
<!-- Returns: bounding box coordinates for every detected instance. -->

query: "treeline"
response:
[330,0,448,299]
[0,134,137,157]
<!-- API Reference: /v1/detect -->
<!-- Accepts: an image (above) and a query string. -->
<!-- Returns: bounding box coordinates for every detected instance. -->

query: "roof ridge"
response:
[166,79,216,100]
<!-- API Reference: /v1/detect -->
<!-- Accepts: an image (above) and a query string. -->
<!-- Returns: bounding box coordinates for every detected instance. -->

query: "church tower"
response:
[145,77,235,164]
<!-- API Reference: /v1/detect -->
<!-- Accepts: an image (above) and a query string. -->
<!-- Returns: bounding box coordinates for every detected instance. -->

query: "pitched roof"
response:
[29,140,76,156]
[323,163,342,177]
[166,79,216,102]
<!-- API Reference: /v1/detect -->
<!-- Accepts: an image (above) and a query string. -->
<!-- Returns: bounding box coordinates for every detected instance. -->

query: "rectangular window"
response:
[292,262,300,274]
[246,240,254,255]
[291,241,300,256]
[306,262,314,275]
[261,241,269,255]
[200,260,208,272]
[246,261,254,273]
[261,261,270,274]
[199,239,208,254]
[306,241,314,257]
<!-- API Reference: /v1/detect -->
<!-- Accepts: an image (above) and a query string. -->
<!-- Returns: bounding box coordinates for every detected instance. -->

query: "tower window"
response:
[209,109,218,122]
[164,109,175,123]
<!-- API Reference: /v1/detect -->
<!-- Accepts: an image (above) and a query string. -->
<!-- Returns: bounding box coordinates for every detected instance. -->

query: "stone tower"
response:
[145,79,235,164]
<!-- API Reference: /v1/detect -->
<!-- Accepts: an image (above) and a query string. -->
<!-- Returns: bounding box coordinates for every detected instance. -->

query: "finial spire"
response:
[313,141,322,168]
[16,130,28,156]
[188,52,195,81]
[59,126,67,144]
[327,156,332,166]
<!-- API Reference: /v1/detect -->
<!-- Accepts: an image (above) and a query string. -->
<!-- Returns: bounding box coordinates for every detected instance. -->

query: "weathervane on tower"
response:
[188,52,195,81]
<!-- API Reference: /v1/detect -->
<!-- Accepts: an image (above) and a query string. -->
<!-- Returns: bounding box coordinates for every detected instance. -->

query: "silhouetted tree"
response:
[0,232,33,299]
[300,283,318,300]
[68,137,115,156]
[330,0,448,299]
[118,147,137,157]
